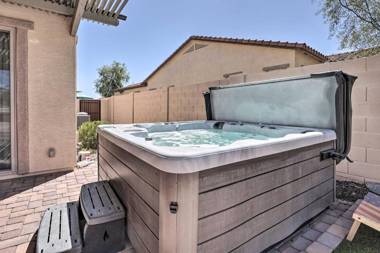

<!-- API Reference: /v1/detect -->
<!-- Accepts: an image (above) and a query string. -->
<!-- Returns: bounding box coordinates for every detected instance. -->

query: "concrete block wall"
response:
[346,63,380,183]
[243,55,380,183]
[134,88,168,123]
[101,54,380,182]
[100,97,113,123]
[113,93,133,123]
[168,81,217,121]
[100,98,109,122]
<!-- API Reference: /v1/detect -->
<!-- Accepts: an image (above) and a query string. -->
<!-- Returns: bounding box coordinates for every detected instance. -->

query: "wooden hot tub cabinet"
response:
[97,134,335,253]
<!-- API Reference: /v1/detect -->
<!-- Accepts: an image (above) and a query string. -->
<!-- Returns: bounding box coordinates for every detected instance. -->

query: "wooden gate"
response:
[79,99,101,121]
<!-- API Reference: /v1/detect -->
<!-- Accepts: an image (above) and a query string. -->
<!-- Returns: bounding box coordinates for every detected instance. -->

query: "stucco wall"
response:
[147,40,299,88]
[294,49,322,67]
[0,3,76,173]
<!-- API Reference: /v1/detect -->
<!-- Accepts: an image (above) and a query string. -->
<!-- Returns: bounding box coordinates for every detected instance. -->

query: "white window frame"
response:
[0,25,16,173]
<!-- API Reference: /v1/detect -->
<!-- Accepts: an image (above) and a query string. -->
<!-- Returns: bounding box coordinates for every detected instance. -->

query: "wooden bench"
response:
[347,192,380,241]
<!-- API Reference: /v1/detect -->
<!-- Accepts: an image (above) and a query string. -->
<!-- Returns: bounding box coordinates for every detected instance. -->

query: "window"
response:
[0,28,13,171]
[0,15,33,175]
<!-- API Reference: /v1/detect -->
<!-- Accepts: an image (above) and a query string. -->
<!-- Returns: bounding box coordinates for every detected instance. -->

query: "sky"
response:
[77,0,343,98]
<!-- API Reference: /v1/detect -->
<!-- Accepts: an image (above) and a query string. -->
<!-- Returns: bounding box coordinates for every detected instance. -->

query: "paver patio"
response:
[0,160,359,253]
[0,164,98,253]
[268,200,359,253]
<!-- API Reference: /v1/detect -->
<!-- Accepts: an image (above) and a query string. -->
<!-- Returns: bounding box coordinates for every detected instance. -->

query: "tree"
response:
[319,0,380,51]
[95,61,129,97]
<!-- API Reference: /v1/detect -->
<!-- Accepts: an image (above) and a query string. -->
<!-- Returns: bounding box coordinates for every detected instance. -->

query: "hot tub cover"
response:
[204,71,356,163]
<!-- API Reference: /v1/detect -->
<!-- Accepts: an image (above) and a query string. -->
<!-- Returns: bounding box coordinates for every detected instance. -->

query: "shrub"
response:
[78,121,105,150]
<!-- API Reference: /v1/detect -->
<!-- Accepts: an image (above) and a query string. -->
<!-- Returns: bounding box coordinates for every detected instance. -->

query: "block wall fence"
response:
[101,54,380,183]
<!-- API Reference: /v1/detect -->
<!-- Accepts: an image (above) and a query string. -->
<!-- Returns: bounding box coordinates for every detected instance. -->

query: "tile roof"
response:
[327,47,380,62]
[190,36,327,60]
[142,35,328,84]
[114,82,147,93]
[46,0,75,7]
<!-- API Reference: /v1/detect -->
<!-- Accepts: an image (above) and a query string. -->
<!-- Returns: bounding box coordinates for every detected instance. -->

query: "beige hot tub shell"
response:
[97,123,336,253]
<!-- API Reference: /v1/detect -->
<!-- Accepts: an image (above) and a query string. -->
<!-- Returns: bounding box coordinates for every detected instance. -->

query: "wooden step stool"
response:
[347,192,380,241]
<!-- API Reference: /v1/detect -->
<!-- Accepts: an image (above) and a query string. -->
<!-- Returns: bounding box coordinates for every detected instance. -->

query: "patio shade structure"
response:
[2,0,129,35]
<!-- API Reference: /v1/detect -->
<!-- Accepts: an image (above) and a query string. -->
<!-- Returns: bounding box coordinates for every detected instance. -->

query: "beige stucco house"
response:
[115,36,327,93]
[0,0,128,178]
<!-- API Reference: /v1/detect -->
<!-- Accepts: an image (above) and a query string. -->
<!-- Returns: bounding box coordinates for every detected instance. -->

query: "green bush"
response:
[78,121,105,150]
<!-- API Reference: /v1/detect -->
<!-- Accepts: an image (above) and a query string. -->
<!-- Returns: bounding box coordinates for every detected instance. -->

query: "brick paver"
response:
[0,163,97,253]
[291,236,313,251]
[317,232,342,249]
[268,200,358,253]
[302,229,321,241]
[0,161,360,253]
[305,241,332,253]
[326,224,348,239]
[312,222,331,233]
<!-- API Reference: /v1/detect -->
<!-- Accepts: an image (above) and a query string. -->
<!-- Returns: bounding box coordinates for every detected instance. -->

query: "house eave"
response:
[2,0,128,27]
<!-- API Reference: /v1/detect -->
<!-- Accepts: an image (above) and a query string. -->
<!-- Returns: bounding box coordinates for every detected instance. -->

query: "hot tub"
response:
[97,71,356,253]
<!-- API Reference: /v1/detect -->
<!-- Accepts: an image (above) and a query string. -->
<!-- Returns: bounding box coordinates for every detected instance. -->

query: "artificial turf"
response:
[334,181,380,253]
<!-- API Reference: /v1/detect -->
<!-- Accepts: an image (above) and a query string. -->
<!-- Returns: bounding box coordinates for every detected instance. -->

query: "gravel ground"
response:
[336,180,369,202]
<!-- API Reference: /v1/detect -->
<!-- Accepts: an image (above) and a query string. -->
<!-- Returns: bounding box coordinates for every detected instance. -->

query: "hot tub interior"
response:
[99,121,335,162]
[114,121,321,147]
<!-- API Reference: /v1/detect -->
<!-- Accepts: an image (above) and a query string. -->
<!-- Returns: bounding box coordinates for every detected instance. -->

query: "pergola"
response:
[3,0,129,35]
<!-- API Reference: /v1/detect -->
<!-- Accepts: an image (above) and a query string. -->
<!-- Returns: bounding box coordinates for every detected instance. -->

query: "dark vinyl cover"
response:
[203,71,357,163]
